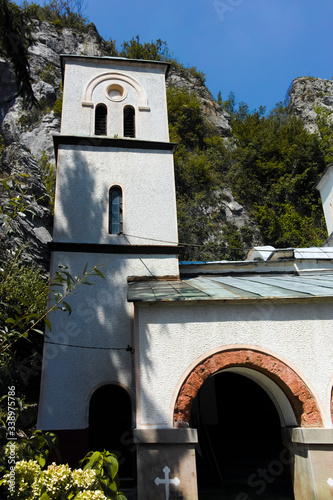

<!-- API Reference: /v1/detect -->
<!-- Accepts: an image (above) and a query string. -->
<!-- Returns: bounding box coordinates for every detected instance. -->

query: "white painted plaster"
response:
[135,300,333,428]
[38,56,179,431]
[61,58,169,141]
[53,146,178,246]
[317,164,333,237]
[37,252,179,430]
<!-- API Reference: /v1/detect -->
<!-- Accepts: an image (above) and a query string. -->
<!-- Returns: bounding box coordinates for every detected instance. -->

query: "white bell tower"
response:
[37,55,180,469]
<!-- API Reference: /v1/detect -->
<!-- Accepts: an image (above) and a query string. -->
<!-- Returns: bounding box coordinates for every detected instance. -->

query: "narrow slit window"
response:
[109,186,123,234]
[95,104,107,135]
[123,106,135,137]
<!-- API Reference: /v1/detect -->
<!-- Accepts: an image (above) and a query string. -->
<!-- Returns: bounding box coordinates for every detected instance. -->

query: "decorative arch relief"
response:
[81,72,150,110]
[173,348,324,428]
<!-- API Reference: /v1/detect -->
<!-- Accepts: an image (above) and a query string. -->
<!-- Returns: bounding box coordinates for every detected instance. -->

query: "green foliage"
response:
[33,0,88,31]
[0,458,118,499]
[188,66,206,85]
[0,0,37,106]
[167,86,207,149]
[0,446,128,499]
[0,174,36,243]
[255,203,326,248]
[80,450,127,500]
[120,35,169,61]
[177,193,246,262]
[167,83,328,260]
[106,39,118,56]
[0,134,4,155]
[0,175,105,438]
[226,101,327,247]
[0,431,61,471]
[167,86,255,260]
[38,151,56,211]
[18,97,53,129]
[39,63,57,86]
[315,105,333,165]
[53,86,63,117]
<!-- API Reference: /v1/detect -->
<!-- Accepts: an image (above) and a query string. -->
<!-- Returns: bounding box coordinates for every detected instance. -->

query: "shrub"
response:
[0,453,127,500]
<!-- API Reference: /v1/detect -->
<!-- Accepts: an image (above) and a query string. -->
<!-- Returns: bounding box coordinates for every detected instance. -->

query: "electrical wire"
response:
[44,341,134,353]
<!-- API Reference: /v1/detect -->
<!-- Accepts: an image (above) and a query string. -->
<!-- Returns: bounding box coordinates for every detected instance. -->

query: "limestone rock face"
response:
[200,98,231,137]
[0,20,113,271]
[167,67,231,137]
[289,76,333,133]
[220,188,250,229]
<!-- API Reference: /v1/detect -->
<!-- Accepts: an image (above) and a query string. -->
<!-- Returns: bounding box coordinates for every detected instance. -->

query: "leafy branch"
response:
[0,264,105,356]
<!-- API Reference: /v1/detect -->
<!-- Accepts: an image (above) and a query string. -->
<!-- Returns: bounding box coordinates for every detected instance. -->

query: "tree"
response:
[228,102,327,247]
[0,0,37,107]
[0,175,104,437]
[120,35,169,61]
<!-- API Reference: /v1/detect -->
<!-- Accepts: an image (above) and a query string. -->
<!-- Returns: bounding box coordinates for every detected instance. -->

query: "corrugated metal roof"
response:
[127,274,333,303]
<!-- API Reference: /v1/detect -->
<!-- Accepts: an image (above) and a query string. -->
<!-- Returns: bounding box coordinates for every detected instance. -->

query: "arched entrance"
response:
[190,371,294,499]
[173,348,324,500]
[89,384,136,487]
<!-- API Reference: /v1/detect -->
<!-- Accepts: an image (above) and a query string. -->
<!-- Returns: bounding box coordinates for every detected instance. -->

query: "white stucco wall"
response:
[53,145,178,246]
[37,251,179,430]
[61,57,169,142]
[317,165,333,237]
[135,300,333,429]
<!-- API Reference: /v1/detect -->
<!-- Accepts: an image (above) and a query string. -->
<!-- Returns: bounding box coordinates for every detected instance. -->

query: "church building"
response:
[37,54,333,500]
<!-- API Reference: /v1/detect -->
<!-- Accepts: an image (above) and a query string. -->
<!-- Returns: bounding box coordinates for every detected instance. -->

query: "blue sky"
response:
[22,0,333,112]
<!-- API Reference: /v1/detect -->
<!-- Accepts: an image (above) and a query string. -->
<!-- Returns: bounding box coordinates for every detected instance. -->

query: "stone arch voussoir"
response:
[173,348,323,428]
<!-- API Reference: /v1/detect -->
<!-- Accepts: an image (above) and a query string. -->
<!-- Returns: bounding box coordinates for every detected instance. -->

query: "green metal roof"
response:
[127,274,333,303]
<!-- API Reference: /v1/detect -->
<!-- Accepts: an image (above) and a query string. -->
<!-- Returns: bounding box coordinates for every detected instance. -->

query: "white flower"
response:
[75,490,108,500]
[72,468,97,490]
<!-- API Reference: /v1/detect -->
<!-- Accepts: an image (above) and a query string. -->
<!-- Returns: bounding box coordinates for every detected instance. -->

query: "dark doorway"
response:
[89,384,136,487]
[190,372,294,500]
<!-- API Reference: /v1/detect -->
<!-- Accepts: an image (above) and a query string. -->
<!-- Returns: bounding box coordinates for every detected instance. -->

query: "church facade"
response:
[37,55,333,499]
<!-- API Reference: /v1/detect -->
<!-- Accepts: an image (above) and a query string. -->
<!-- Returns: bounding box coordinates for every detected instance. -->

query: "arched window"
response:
[123,106,135,137]
[95,104,107,135]
[109,186,123,234]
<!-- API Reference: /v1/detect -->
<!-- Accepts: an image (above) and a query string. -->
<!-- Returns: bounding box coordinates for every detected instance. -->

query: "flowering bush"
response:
[75,491,108,500]
[2,459,41,499]
[40,462,74,498]
[1,459,126,499]
[72,468,98,491]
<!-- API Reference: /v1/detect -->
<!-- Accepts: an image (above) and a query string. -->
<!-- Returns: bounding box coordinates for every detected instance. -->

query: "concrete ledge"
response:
[292,428,333,444]
[134,428,198,444]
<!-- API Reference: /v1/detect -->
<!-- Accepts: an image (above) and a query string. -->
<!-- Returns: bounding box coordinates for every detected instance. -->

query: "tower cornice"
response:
[53,135,177,160]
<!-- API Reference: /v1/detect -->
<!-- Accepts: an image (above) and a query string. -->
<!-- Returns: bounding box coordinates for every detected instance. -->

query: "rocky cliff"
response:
[0,19,240,270]
[0,20,114,271]
[1,19,332,271]
[288,76,333,133]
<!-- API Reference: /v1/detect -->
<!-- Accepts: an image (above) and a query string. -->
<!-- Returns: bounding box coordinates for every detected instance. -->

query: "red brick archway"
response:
[174,348,323,428]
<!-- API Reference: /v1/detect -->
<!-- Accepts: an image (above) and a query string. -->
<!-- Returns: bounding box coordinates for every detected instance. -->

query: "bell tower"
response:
[37,55,180,471]
[52,55,178,247]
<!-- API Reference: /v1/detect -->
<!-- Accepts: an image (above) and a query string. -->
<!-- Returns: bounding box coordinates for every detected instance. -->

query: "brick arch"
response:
[173,348,323,428]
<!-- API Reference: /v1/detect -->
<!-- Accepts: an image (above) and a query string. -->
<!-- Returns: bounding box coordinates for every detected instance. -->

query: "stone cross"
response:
[154,466,180,500]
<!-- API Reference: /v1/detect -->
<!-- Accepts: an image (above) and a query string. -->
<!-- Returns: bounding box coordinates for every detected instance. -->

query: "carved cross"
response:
[154,466,180,500]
